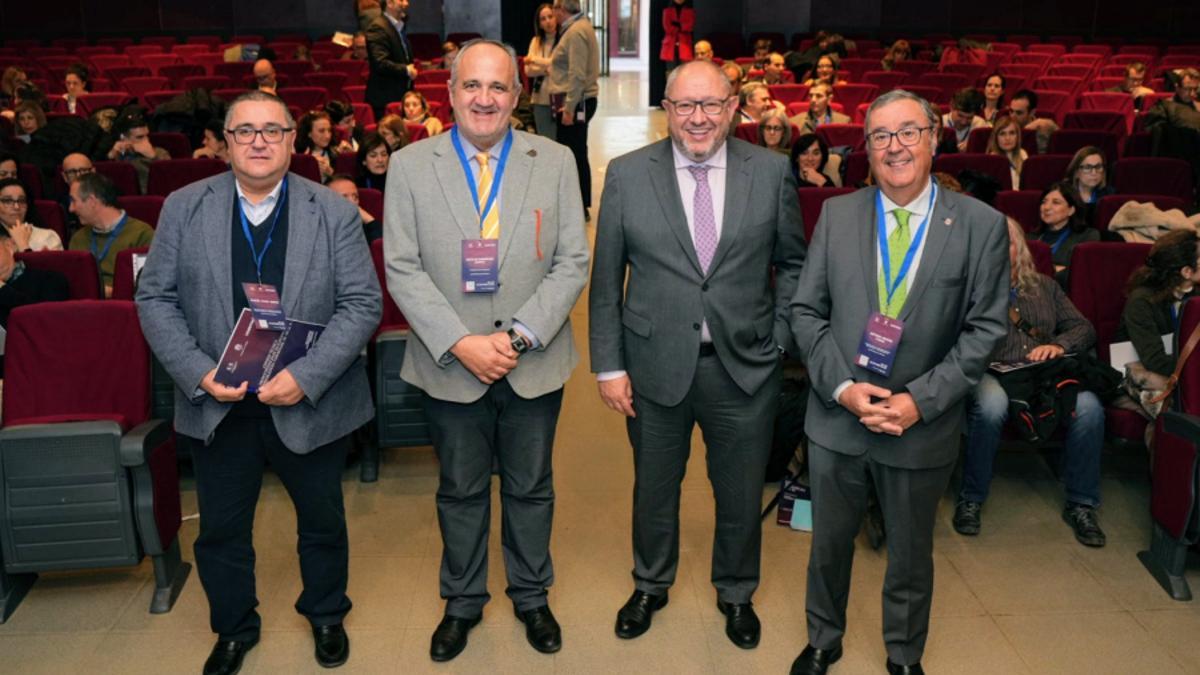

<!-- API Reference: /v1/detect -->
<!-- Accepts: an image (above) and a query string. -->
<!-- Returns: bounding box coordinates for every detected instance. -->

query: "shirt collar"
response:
[385,12,405,34]
[457,133,502,165]
[6,260,25,283]
[672,140,728,171]
[879,177,935,219]
[92,209,128,234]
[235,178,285,208]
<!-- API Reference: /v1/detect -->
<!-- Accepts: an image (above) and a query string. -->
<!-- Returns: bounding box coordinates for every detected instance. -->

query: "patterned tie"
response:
[879,207,911,318]
[687,165,717,274]
[476,152,499,239]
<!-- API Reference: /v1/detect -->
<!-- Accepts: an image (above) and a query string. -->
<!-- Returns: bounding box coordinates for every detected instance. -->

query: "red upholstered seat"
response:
[414,69,450,86]
[404,122,429,143]
[831,83,878,113]
[861,71,908,91]
[1047,130,1119,164]
[768,84,809,106]
[352,102,376,127]
[117,195,165,229]
[1026,240,1055,277]
[993,190,1043,232]
[149,132,192,160]
[815,123,864,150]
[1019,154,1073,192]
[321,60,368,87]
[797,187,856,243]
[414,83,452,124]
[897,85,942,106]
[914,72,969,100]
[145,158,227,197]
[933,153,1013,191]
[837,58,878,82]
[844,152,869,186]
[158,63,204,88]
[359,188,383,223]
[1063,111,1127,137]
[304,72,347,101]
[891,60,936,79]
[179,75,231,92]
[733,123,759,145]
[278,86,328,111]
[14,250,101,299]
[212,61,253,81]
[1093,194,1189,231]
[33,200,66,242]
[369,239,408,332]
[143,89,184,109]
[110,246,150,301]
[344,85,366,103]
[274,59,314,82]
[94,161,142,198]
[289,154,322,183]
[123,76,169,102]
[1113,158,1195,204]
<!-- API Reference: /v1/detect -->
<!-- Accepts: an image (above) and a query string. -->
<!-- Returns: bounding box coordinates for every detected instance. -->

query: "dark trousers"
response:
[554,97,598,210]
[423,379,564,617]
[627,352,780,603]
[187,416,352,641]
[806,441,954,666]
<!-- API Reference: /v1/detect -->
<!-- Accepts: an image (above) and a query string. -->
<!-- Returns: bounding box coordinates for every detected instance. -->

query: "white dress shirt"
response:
[235,178,285,226]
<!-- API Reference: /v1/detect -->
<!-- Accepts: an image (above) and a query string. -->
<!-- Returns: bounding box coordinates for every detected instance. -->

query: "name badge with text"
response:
[462,239,499,293]
[856,312,904,377]
[242,282,286,330]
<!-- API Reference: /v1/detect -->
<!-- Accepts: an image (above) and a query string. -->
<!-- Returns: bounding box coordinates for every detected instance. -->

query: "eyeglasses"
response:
[762,125,786,132]
[866,126,933,150]
[664,97,730,116]
[0,170,15,179]
[1078,163,1104,173]
[225,125,294,144]
[62,167,94,179]
[0,197,27,207]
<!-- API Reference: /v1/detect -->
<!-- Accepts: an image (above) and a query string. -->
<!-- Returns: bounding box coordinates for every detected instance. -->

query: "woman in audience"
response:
[324,100,362,154]
[376,114,409,151]
[981,73,1006,124]
[790,133,841,188]
[13,101,45,143]
[755,109,792,155]
[1065,145,1114,209]
[296,110,339,183]
[987,115,1027,189]
[524,3,557,140]
[0,178,62,251]
[1030,181,1098,287]
[401,90,444,136]
[1116,229,1200,379]
[803,54,847,87]
[954,216,1106,547]
[61,63,90,115]
[880,40,911,71]
[356,132,391,193]
[192,119,229,162]
[1,67,27,110]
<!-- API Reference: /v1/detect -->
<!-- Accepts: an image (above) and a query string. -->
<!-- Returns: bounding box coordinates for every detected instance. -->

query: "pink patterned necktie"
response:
[687,165,717,274]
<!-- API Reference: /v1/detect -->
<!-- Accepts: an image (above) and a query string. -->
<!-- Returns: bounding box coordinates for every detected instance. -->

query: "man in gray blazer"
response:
[547,0,600,214]
[136,91,381,675]
[788,90,1009,675]
[384,40,589,661]
[589,59,806,649]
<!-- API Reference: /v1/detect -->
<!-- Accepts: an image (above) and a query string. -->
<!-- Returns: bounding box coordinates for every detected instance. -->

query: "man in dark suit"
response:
[589,59,806,650]
[365,0,417,121]
[0,227,69,376]
[788,89,1009,675]
[136,91,381,675]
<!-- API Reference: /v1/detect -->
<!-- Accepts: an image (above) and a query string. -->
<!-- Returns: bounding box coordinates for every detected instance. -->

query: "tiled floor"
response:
[5,72,1200,674]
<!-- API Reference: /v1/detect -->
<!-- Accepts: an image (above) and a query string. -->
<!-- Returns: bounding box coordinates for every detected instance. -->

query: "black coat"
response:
[365,15,414,116]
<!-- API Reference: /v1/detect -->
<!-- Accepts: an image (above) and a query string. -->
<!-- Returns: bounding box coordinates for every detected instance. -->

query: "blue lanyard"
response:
[1171,302,1181,329]
[238,178,288,283]
[1048,227,1071,256]
[90,213,129,263]
[876,183,937,311]
[451,128,513,226]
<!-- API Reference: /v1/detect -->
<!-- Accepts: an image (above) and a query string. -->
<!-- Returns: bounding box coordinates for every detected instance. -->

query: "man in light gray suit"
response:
[136,91,381,674]
[589,59,806,649]
[384,40,589,661]
[788,90,1010,675]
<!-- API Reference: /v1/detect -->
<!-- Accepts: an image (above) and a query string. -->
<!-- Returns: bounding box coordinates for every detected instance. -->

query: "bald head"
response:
[253,59,276,89]
[665,59,731,101]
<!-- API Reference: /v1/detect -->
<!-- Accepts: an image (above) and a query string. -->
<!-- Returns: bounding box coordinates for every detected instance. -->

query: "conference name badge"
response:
[856,312,904,377]
[462,239,499,293]
[242,282,286,331]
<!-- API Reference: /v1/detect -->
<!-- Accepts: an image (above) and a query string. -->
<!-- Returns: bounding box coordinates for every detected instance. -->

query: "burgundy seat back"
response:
[1020,154,1073,192]
[815,123,864,150]
[797,187,856,243]
[145,158,227,197]
[1066,242,1152,363]
[117,195,166,229]
[1094,194,1189,232]
[843,151,869,186]
[148,132,192,159]
[831,83,879,113]
[369,239,408,331]
[2,300,150,428]
[1047,130,1119,165]
[278,86,328,110]
[33,200,67,242]
[404,122,429,143]
[768,83,809,106]
[359,187,383,223]
[993,190,1043,233]
[933,153,1013,191]
[861,71,908,91]
[110,246,150,301]
[94,161,142,198]
[1063,111,1128,136]
[733,123,759,145]
[14,250,102,299]
[288,154,322,183]
[1113,158,1195,204]
[1026,240,1055,277]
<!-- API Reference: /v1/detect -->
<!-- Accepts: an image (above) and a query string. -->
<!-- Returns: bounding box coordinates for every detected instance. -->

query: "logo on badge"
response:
[857,354,870,367]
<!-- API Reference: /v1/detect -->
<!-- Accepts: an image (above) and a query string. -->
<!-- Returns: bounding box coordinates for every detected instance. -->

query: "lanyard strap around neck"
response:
[90,212,129,263]
[876,183,937,311]
[451,128,513,223]
[238,178,288,283]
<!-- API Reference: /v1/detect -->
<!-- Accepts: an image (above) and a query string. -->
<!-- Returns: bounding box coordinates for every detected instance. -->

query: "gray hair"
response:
[449,38,523,95]
[223,90,295,129]
[738,81,768,107]
[553,0,582,12]
[664,59,731,99]
[864,88,940,133]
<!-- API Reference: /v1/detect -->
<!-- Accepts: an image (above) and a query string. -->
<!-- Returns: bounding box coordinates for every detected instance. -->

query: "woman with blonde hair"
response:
[375,114,409,151]
[881,40,911,71]
[987,115,1027,189]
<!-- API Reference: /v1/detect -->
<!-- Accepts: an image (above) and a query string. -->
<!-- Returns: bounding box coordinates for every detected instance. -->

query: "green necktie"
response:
[879,208,911,318]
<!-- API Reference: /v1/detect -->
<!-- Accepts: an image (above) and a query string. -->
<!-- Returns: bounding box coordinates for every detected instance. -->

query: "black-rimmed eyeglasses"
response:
[866,126,934,150]
[225,126,295,145]
[664,97,731,116]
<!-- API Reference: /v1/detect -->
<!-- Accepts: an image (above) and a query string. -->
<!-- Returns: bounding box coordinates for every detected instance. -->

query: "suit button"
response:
[494,320,503,328]
[692,323,701,330]
[702,282,709,291]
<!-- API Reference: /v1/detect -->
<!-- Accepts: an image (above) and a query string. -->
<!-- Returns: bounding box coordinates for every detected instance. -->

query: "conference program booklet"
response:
[214,308,325,392]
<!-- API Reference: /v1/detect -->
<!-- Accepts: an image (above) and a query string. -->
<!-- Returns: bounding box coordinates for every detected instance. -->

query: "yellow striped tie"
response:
[477,152,499,239]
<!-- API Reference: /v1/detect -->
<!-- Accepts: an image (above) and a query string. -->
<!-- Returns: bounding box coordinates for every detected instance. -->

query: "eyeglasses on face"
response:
[225,125,294,144]
[0,197,27,207]
[1077,163,1104,173]
[663,97,731,116]
[866,126,933,150]
[62,168,93,179]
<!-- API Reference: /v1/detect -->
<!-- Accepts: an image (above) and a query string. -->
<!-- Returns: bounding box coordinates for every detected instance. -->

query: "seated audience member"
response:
[802,53,846,87]
[736,82,777,124]
[721,61,744,96]
[192,119,229,162]
[1,67,27,109]
[67,172,154,296]
[106,113,170,194]
[987,116,1027,189]
[747,38,772,73]
[785,30,842,83]
[13,101,45,143]
[343,32,369,61]
[0,225,69,375]
[1169,68,1200,113]
[1009,89,1059,155]
[0,178,63,251]
[0,152,16,181]
[981,73,1006,124]
[941,87,990,153]
[790,133,841,187]
[327,173,380,243]
[62,63,89,115]
[789,82,850,134]
[1116,229,1200,380]
[1030,181,1098,288]
[756,108,792,154]
[880,39,911,71]
[296,110,341,183]
[90,106,118,134]
[1065,145,1114,214]
[441,40,459,67]
[1107,62,1155,105]
[692,39,713,62]
[755,52,787,86]
[401,90,444,136]
[375,113,410,151]
[60,153,94,235]
[954,217,1106,547]
[325,99,362,153]
[356,132,391,192]
[253,58,278,94]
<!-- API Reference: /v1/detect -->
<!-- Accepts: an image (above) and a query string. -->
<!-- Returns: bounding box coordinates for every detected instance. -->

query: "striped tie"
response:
[477,152,500,239]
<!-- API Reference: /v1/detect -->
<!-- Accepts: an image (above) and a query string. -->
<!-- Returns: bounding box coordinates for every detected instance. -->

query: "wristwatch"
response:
[508,328,532,356]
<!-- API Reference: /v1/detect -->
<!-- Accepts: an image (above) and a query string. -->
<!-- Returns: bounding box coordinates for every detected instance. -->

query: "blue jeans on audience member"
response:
[960,373,1103,507]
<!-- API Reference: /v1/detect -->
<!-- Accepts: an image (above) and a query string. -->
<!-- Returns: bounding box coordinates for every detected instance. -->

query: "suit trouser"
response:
[627,351,780,603]
[553,97,598,210]
[187,415,352,642]
[423,379,564,617]
[806,441,954,666]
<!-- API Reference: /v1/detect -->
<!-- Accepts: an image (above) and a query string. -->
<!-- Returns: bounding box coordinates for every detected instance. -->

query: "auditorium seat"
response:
[1093,194,1189,232]
[32,200,67,242]
[414,69,450,86]
[844,151,869,186]
[832,83,879,113]
[861,71,908,91]
[212,88,247,103]
[1026,239,1055,277]
[0,300,190,623]
[274,59,314,82]
[997,63,1041,91]
[898,85,942,106]
[768,84,808,106]
[158,63,205,88]
[1030,89,1072,123]
[352,102,376,127]
[304,72,347,101]
[404,122,429,143]
[1063,110,1128,137]
[941,63,987,84]
[94,161,142,198]
[1112,158,1194,204]
[90,54,132,72]
[125,45,165,59]
[344,85,366,103]
[145,158,226,197]
[149,132,192,160]
[1048,130,1120,163]
[212,61,253,81]
[110,246,150,301]
[1079,91,1135,116]
[933,153,1013,191]
[994,189,1043,232]
[914,72,969,101]
[286,154,320,183]
[359,188,383,223]
[815,123,865,150]
[837,58,878,82]
[14,250,102,299]
[118,195,166,229]
[321,60,368,87]
[890,60,936,79]
[414,83,452,124]
[1033,76,1084,95]
[797,187,856,243]
[142,89,185,109]
[733,123,759,145]
[123,76,169,101]
[1018,154,1072,192]
[277,86,328,111]
[179,75,232,92]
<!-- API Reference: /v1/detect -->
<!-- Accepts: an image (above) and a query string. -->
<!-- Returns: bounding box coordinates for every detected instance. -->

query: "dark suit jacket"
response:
[365,15,413,114]
[790,185,1010,469]
[590,138,807,407]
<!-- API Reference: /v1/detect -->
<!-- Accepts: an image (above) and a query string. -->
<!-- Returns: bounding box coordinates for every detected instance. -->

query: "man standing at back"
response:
[547,0,599,216]
[365,0,417,121]
[788,90,1009,675]
[385,39,589,662]
[589,59,805,650]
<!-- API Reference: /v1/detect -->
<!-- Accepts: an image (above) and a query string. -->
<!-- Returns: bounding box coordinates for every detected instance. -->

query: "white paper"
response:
[1109,333,1173,371]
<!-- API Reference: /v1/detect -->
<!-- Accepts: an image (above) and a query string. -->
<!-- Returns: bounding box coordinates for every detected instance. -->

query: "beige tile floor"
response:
[4,72,1200,674]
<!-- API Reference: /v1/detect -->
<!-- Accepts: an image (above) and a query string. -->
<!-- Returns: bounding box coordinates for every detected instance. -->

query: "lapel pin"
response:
[527,149,537,157]
[944,217,953,226]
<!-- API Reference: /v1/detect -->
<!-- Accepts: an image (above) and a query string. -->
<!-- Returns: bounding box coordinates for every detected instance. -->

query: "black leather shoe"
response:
[203,637,258,675]
[953,499,982,536]
[790,644,842,675]
[429,614,481,662]
[313,623,349,668]
[514,604,562,654]
[716,600,760,649]
[1063,502,1106,547]
[615,590,668,639]
[886,659,925,674]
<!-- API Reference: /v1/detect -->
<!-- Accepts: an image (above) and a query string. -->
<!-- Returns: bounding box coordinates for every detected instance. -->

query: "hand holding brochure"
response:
[214,308,324,392]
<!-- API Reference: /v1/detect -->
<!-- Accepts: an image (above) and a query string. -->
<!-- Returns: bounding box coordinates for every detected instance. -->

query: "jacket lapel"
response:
[281,173,318,317]
[861,189,880,314]
[498,133,534,268]
[204,175,236,329]
[647,140,703,276]
[432,133,483,241]
[897,187,956,323]
[705,140,752,278]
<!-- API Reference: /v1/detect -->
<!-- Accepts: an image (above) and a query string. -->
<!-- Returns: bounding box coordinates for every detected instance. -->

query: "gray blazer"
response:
[589,138,807,407]
[384,130,590,404]
[135,172,382,453]
[789,185,1010,469]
